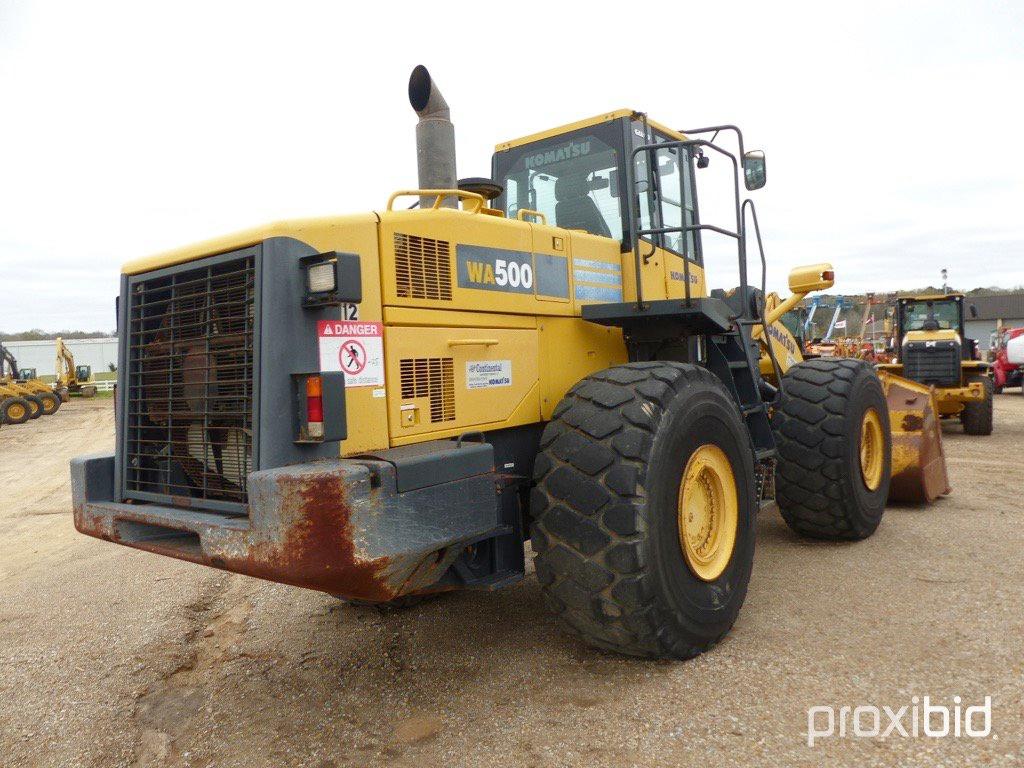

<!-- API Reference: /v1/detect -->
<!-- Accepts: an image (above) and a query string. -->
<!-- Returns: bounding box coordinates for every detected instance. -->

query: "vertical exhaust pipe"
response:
[408,65,457,208]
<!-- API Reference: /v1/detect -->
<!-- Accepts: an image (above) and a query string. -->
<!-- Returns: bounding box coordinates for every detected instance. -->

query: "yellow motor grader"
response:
[0,343,61,421]
[73,67,944,660]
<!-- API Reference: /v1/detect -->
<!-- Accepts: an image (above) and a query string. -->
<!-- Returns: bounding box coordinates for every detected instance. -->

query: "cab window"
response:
[903,300,961,332]
[494,128,624,241]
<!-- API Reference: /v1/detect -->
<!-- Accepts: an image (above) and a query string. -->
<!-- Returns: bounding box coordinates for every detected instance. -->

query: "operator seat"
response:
[554,173,611,238]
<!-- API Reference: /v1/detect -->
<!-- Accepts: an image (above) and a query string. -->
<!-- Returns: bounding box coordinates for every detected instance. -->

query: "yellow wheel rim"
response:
[859,407,884,492]
[677,444,738,582]
[7,402,27,421]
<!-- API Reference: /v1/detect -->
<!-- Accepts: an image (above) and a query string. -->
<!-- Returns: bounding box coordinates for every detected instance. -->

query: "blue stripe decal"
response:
[574,269,622,286]
[575,285,623,302]
[574,258,621,273]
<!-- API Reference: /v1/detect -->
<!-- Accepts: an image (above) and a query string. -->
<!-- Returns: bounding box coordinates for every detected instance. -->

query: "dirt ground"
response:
[0,395,1022,768]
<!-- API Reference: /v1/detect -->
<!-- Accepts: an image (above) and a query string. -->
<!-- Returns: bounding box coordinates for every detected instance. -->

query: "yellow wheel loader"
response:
[74,67,928,660]
[877,294,993,435]
[757,292,950,504]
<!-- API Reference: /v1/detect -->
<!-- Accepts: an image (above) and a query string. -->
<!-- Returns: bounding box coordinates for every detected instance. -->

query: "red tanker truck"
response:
[991,326,1024,393]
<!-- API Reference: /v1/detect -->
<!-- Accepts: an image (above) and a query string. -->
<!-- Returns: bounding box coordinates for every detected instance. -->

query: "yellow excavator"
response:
[55,337,98,399]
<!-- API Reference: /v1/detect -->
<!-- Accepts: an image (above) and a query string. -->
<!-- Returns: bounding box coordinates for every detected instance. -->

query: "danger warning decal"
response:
[318,320,384,388]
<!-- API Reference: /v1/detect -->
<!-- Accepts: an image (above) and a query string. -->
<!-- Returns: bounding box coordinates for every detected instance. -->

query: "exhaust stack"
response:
[408,65,457,208]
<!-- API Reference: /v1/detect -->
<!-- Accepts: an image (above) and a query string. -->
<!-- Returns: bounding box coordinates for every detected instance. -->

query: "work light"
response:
[306,262,336,293]
[299,251,362,308]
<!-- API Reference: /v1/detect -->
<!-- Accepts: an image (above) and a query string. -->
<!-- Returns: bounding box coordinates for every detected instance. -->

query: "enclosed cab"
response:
[877,293,993,433]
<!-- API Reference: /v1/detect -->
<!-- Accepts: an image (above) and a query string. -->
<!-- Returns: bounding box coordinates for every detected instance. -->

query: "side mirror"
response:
[969,303,978,318]
[788,263,835,294]
[743,150,766,191]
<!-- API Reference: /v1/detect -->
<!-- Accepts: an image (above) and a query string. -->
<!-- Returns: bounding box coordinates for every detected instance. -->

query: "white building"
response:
[2,337,119,378]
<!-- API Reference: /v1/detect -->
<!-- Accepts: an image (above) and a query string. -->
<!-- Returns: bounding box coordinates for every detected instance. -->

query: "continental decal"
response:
[456,244,568,298]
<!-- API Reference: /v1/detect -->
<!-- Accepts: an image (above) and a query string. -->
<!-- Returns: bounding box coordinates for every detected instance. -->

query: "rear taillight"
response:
[305,375,324,439]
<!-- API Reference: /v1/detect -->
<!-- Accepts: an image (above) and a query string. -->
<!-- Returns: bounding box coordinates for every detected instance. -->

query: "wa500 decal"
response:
[457,244,534,294]
[456,244,568,298]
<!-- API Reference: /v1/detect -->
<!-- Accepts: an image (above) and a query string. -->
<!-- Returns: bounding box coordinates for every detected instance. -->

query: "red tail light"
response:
[305,376,324,438]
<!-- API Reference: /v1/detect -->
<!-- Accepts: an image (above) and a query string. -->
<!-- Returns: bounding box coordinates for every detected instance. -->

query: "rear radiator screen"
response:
[124,253,256,510]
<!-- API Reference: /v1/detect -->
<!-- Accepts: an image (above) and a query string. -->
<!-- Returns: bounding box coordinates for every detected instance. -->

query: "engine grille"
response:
[124,252,256,511]
[904,342,960,388]
[394,233,453,301]
[400,357,455,422]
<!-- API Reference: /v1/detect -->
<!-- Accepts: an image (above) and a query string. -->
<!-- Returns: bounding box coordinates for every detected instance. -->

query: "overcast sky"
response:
[1,0,1022,332]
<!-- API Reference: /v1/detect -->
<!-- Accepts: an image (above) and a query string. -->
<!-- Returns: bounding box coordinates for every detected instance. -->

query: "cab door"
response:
[629,127,707,302]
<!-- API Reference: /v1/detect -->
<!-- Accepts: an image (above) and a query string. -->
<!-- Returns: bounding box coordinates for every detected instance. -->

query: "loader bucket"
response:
[877,371,951,503]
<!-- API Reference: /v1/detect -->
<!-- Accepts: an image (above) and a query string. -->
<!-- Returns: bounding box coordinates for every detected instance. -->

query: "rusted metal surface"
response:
[72,454,496,602]
[878,371,951,504]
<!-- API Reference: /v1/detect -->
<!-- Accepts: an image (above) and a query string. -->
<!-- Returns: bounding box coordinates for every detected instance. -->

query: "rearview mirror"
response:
[743,150,766,191]
[788,263,835,294]
[969,303,978,318]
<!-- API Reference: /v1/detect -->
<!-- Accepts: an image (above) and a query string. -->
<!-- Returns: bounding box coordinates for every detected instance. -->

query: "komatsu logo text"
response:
[524,140,591,170]
[767,322,799,355]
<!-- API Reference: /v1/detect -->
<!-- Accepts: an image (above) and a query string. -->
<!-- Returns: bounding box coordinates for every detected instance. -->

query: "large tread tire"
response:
[960,374,994,435]
[1,397,33,425]
[531,362,757,660]
[36,391,60,415]
[772,358,890,540]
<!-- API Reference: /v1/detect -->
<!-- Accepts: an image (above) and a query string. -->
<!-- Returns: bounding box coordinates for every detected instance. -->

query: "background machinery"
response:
[0,342,61,420]
[55,337,97,399]
[74,67,941,660]
[990,323,1024,394]
[877,293,993,435]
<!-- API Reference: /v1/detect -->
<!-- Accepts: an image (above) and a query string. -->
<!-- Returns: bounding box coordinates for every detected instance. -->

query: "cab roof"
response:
[900,293,964,301]
[494,109,686,152]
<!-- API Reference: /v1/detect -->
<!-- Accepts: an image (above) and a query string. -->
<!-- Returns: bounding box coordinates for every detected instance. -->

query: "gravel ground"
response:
[0,395,1021,767]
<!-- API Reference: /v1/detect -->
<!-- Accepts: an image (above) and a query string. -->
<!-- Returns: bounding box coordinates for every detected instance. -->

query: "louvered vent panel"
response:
[394,233,453,300]
[399,357,455,423]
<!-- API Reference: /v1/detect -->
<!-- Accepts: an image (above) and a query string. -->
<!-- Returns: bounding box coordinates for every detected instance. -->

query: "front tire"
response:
[772,358,891,539]
[1,397,33,425]
[531,362,757,660]
[961,374,993,435]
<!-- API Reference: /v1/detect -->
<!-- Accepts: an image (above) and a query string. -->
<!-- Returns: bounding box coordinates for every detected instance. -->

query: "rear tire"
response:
[960,375,993,435]
[772,358,891,540]
[37,391,60,415]
[531,362,757,660]
[1,397,33,425]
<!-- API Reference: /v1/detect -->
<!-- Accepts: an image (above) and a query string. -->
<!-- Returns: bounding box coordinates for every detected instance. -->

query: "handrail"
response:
[516,208,547,225]
[387,189,486,213]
